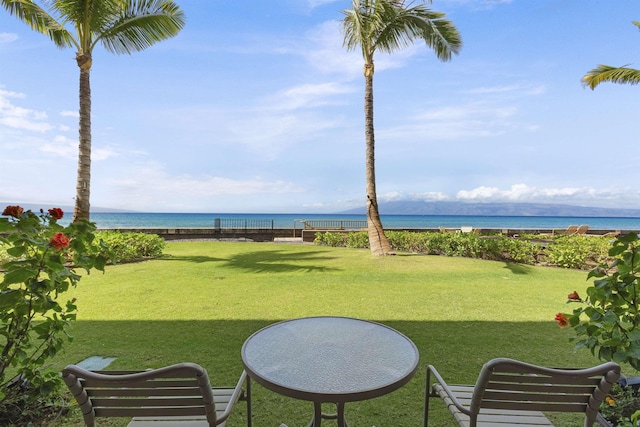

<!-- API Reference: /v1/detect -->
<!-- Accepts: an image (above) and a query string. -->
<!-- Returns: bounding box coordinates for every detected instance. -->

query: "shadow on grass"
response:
[502,262,534,275]
[158,249,341,273]
[222,250,341,273]
[160,255,226,263]
[57,319,595,427]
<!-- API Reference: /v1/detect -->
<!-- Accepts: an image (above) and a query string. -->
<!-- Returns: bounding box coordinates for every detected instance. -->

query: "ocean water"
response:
[77,212,640,231]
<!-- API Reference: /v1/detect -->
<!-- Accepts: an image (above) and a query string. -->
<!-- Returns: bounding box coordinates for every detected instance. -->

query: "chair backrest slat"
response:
[486,381,600,395]
[488,372,602,385]
[91,397,207,408]
[94,406,207,418]
[481,400,589,412]
[482,390,591,403]
[87,387,203,397]
[62,362,218,426]
[469,358,620,426]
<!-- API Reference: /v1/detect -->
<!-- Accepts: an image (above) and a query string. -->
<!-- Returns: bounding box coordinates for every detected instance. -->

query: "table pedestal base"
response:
[307,401,349,427]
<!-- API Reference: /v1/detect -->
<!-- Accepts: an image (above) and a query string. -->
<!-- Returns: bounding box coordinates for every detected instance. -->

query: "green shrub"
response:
[387,230,430,253]
[96,231,165,263]
[546,236,611,269]
[314,231,350,247]
[314,231,370,248]
[346,231,369,248]
[314,230,616,270]
[486,237,539,264]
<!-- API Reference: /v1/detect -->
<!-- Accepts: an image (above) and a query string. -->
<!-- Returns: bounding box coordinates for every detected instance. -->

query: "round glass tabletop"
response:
[241,316,419,402]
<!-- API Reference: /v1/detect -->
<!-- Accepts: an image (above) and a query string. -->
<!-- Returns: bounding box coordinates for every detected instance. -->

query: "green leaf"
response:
[0,289,22,310]
[1,268,37,285]
[629,329,640,342]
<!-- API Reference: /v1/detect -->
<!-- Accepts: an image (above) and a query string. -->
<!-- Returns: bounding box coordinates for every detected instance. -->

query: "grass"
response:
[49,241,603,427]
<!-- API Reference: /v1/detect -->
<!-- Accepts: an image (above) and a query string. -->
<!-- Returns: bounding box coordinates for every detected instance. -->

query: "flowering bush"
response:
[0,205,106,420]
[557,233,640,370]
[557,232,640,426]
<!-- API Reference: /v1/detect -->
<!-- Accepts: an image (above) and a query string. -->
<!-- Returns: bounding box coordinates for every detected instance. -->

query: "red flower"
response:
[567,291,581,301]
[49,232,70,251]
[555,313,570,328]
[48,208,64,220]
[2,205,24,218]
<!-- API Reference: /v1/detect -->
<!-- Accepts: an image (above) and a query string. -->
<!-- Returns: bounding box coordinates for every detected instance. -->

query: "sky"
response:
[1,0,639,213]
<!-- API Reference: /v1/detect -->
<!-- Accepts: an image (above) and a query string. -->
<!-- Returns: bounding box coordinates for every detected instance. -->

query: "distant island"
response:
[339,201,640,217]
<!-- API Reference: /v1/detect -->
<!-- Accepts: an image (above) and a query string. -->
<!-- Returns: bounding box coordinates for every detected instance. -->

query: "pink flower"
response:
[2,205,24,218]
[48,208,64,220]
[49,232,70,251]
[555,313,570,328]
[567,291,581,301]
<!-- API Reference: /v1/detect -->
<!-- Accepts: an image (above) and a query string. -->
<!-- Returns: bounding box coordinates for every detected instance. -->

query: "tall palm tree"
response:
[582,21,640,89]
[1,0,185,222]
[342,0,461,256]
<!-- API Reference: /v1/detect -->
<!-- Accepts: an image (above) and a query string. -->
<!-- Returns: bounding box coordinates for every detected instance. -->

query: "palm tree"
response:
[1,0,185,222]
[582,21,640,89]
[341,0,461,256]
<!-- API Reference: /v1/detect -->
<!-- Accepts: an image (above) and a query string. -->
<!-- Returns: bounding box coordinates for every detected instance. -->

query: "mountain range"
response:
[339,201,640,217]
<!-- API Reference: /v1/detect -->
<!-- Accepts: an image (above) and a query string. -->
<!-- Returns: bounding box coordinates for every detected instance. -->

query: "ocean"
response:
[74,212,640,231]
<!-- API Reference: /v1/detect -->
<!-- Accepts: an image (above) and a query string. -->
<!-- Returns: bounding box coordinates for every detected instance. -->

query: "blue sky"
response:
[1,0,639,213]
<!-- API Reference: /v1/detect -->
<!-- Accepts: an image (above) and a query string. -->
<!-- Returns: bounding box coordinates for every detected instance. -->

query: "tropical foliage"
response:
[0,206,106,424]
[559,233,640,371]
[0,0,185,222]
[315,230,613,269]
[582,20,640,89]
[341,0,461,256]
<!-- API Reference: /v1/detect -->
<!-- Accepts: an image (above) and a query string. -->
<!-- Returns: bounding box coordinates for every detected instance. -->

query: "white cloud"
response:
[370,185,640,210]
[100,163,305,211]
[40,135,119,161]
[60,110,79,118]
[379,101,530,142]
[307,0,340,9]
[466,84,546,96]
[0,88,54,132]
[268,82,355,110]
[453,184,635,207]
[41,135,77,158]
[0,33,18,44]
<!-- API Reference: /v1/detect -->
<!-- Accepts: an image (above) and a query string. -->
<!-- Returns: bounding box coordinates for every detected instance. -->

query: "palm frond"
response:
[96,0,185,54]
[376,4,461,61]
[341,0,461,64]
[582,65,640,90]
[2,0,74,48]
[342,0,375,62]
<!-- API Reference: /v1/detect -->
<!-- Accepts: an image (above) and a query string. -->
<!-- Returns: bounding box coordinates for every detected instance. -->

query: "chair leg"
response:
[246,375,252,427]
[424,370,431,427]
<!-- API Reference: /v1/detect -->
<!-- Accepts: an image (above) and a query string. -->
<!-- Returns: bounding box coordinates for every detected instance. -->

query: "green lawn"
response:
[50,241,602,427]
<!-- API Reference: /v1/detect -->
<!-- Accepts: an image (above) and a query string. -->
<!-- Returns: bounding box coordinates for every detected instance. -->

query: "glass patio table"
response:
[241,316,420,427]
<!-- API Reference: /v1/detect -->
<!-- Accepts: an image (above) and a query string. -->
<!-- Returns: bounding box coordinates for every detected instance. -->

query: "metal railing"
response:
[297,219,368,230]
[213,218,274,231]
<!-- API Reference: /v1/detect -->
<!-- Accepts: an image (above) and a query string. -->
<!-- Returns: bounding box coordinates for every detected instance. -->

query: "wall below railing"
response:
[99,228,301,242]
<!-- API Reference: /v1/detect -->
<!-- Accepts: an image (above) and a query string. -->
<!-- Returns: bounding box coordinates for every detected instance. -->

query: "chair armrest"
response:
[215,370,248,424]
[426,365,472,417]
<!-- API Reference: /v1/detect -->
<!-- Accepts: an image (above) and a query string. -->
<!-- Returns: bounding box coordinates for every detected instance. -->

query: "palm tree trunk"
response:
[73,53,92,222]
[364,66,392,256]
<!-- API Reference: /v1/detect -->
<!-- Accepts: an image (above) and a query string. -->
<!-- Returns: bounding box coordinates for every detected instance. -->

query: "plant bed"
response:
[598,377,640,426]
